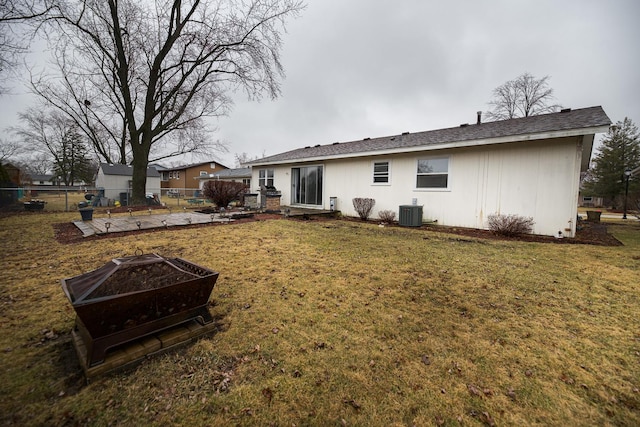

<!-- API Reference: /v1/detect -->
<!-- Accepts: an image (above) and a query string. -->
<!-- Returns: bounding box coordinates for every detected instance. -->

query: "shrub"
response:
[352,197,375,220]
[378,209,396,223]
[202,180,246,208]
[487,213,534,236]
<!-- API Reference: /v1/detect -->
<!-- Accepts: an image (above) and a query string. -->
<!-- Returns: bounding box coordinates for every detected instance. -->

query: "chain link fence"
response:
[0,186,207,212]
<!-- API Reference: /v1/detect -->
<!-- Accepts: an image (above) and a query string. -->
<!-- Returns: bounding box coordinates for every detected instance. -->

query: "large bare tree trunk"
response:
[130,153,149,205]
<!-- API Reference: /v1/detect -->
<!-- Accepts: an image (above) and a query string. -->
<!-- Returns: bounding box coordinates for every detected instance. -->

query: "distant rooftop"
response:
[100,163,161,177]
[199,167,251,179]
[29,174,54,182]
[161,160,230,171]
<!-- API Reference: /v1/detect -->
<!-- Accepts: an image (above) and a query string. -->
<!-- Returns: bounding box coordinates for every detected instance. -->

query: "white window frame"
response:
[259,169,274,188]
[415,157,450,191]
[372,160,391,185]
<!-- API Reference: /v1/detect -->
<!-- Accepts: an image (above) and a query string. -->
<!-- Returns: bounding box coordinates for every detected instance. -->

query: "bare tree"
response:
[486,73,562,121]
[24,152,52,175]
[28,69,128,165]
[234,152,258,167]
[14,106,95,185]
[0,137,23,162]
[0,1,54,91]
[29,0,304,204]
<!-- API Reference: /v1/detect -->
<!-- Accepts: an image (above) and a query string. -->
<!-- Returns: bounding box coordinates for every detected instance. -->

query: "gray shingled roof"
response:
[200,167,251,179]
[100,163,161,177]
[162,160,230,171]
[30,174,54,182]
[249,106,610,165]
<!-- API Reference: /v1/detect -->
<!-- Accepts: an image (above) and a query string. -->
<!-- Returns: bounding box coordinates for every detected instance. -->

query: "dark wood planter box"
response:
[24,200,46,211]
[61,253,219,367]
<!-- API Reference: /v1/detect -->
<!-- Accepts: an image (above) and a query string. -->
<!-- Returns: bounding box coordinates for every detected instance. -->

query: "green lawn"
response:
[1,211,639,426]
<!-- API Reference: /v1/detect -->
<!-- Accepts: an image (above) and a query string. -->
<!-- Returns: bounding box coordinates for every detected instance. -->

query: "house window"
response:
[243,178,251,187]
[200,171,208,177]
[373,161,390,184]
[416,157,449,189]
[259,169,274,188]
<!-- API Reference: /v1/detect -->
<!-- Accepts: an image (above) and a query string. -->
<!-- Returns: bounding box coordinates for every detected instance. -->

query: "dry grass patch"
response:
[0,213,639,426]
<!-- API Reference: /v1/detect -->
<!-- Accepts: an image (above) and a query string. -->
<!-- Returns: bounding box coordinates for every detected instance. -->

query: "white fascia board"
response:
[580,134,595,172]
[250,125,610,166]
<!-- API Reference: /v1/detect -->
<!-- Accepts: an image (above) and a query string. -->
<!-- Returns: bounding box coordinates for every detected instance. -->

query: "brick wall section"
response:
[265,195,281,212]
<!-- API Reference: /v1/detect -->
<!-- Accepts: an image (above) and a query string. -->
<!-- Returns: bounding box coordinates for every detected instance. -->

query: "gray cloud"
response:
[2,0,638,167]
[213,0,640,166]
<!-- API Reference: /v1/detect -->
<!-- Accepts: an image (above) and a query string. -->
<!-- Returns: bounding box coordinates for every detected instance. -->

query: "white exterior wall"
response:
[95,170,162,200]
[251,136,584,237]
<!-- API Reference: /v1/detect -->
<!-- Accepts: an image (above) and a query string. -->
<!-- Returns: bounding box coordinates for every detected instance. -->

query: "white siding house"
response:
[95,163,162,202]
[248,107,611,237]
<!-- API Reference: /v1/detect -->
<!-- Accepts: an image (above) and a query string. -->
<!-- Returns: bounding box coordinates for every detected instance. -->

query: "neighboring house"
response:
[28,174,54,197]
[578,195,604,208]
[159,161,229,195]
[27,174,88,187]
[29,174,55,186]
[95,163,162,203]
[197,167,251,190]
[247,106,611,237]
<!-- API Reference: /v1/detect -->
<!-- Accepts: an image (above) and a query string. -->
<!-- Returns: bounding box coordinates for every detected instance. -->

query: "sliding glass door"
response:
[291,165,323,206]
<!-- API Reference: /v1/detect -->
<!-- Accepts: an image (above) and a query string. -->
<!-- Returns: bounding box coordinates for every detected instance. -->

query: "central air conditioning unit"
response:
[399,205,423,227]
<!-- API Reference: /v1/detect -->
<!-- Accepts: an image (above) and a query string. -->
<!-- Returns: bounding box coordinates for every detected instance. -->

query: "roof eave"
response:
[580,134,595,172]
[249,125,610,166]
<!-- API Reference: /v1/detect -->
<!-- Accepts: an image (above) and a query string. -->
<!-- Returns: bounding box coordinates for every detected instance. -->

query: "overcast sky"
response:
[2,0,639,168]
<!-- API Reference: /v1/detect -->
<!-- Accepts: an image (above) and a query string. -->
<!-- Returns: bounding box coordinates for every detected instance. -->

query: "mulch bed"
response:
[416,220,622,246]
[52,211,622,246]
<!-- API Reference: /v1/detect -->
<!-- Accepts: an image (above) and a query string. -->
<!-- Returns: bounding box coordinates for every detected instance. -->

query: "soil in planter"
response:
[87,263,194,299]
